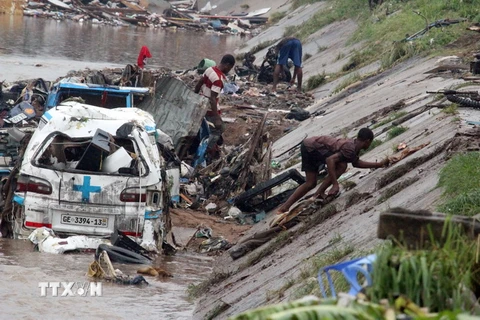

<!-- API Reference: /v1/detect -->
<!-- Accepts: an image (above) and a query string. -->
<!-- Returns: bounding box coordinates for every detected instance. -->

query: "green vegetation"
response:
[241,231,290,270]
[286,0,479,69]
[377,177,420,204]
[205,301,230,320]
[442,104,458,115]
[291,0,324,10]
[293,244,355,297]
[369,222,480,312]
[187,271,231,299]
[306,73,327,91]
[371,111,408,129]
[387,125,408,140]
[438,152,480,216]
[266,277,296,301]
[317,46,328,53]
[341,49,375,72]
[334,51,345,61]
[250,39,278,55]
[269,11,287,24]
[333,72,361,93]
[286,0,368,40]
[359,139,382,156]
[328,233,343,245]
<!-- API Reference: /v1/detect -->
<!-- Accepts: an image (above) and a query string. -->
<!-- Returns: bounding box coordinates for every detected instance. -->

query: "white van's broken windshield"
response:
[34,132,145,175]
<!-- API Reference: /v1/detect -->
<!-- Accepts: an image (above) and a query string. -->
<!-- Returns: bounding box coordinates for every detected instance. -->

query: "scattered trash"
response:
[199,236,230,253]
[96,244,152,264]
[195,227,212,239]
[403,16,466,42]
[88,250,149,286]
[286,107,310,121]
[397,142,407,151]
[252,210,266,223]
[233,169,306,213]
[205,203,218,213]
[28,227,110,254]
[271,160,281,169]
[388,142,431,165]
[137,266,173,278]
[227,206,242,219]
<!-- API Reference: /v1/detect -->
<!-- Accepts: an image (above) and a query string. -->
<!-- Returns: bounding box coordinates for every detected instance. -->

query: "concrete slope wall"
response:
[193,2,477,319]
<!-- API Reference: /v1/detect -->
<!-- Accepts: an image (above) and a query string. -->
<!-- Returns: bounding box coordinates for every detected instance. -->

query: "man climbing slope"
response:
[276,128,389,214]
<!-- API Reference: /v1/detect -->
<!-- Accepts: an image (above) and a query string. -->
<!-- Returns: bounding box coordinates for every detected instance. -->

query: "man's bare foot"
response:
[313,192,327,201]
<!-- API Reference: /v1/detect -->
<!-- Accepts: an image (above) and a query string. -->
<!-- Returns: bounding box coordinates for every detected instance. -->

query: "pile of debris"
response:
[22,0,269,34]
[0,61,316,256]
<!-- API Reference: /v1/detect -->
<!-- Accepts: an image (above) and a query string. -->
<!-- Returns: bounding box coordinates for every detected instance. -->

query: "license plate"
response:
[61,214,108,228]
[5,113,27,124]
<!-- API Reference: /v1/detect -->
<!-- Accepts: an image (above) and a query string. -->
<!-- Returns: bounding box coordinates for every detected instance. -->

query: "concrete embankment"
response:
[193,2,480,319]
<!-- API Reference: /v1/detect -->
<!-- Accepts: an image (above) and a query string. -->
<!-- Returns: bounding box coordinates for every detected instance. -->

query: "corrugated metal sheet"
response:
[138,76,209,148]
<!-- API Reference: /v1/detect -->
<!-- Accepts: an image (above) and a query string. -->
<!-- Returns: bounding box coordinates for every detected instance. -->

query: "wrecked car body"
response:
[45,81,150,109]
[12,102,170,252]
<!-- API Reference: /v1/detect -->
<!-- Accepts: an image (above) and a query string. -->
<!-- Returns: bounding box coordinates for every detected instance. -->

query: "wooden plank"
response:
[119,0,144,11]
[238,113,268,191]
[81,5,148,14]
[378,209,480,248]
[180,193,193,204]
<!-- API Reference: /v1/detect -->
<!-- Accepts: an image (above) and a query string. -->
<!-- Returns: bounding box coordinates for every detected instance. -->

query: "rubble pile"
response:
[0,62,316,255]
[22,0,268,34]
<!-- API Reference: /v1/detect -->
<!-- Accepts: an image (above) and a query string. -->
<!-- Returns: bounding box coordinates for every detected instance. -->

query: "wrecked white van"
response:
[12,102,170,251]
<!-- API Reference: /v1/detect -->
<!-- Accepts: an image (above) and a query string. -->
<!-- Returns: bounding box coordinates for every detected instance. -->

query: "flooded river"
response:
[0,15,247,319]
[0,15,246,81]
[0,238,214,319]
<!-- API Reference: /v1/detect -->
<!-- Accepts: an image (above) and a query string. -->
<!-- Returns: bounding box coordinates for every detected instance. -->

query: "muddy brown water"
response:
[0,15,246,319]
[0,238,213,319]
[0,15,246,73]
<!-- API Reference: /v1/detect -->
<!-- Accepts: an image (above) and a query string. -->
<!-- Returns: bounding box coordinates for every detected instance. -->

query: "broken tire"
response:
[445,94,480,109]
[96,244,151,265]
[233,169,306,212]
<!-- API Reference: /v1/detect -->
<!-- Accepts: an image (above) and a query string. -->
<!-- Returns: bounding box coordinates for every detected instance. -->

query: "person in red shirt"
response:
[194,54,235,158]
[276,128,389,214]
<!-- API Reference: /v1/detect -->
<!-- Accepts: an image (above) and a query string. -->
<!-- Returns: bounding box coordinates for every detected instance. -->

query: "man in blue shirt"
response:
[272,37,303,92]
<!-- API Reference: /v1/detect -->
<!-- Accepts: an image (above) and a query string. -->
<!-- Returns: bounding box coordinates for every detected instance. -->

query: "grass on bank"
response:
[437,152,480,217]
[269,11,287,24]
[369,221,480,313]
[286,0,480,71]
[359,139,382,156]
[332,72,361,93]
[291,243,355,299]
[387,125,408,140]
[371,111,407,129]
[306,73,327,91]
